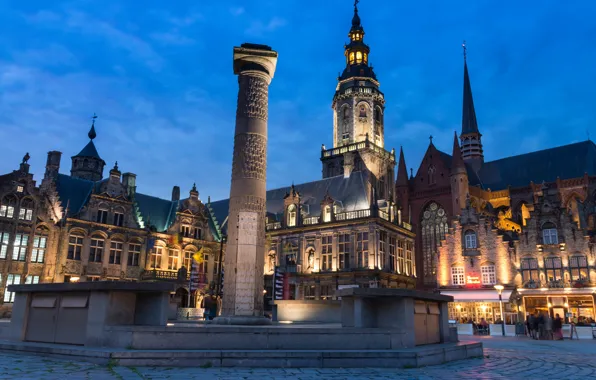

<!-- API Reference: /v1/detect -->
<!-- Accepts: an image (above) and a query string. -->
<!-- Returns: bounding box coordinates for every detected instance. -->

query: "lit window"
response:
[542,223,558,245]
[570,255,588,281]
[16,185,24,193]
[405,241,414,276]
[363,53,368,64]
[389,236,396,272]
[97,209,108,224]
[12,234,29,261]
[109,241,123,265]
[323,205,332,222]
[18,198,34,221]
[356,232,369,268]
[150,246,163,269]
[338,233,350,270]
[481,265,496,285]
[89,238,104,263]
[379,231,386,270]
[287,204,297,227]
[31,228,48,263]
[321,236,332,271]
[4,274,21,303]
[0,231,10,259]
[167,249,179,270]
[451,267,465,285]
[25,275,39,284]
[397,240,405,274]
[521,258,539,284]
[356,51,363,64]
[183,249,193,270]
[113,212,124,227]
[0,196,16,218]
[128,243,141,267]
[349,52,355,64]
[544,256,563,282]
[67,234,84,260]
[464,230,477,249]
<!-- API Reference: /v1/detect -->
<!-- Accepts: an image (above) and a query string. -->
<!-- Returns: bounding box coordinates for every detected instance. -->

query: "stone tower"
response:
[460,45,484,171]
[217,43,278,324]
[321,2,395,202]
[71,116,105,181]
[450,132,469,215]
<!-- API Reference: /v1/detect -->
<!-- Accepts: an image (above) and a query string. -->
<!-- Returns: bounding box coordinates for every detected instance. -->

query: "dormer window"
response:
[181,225,191,238]
[464,230,477,249]
[16,185,24,193]
[19,198,34,221]
[287,204,297,227]
[323,205,332,222]
[97,209,108,224]
[113,212,124,227]
[542,222,558,245]
[194,228,202,240]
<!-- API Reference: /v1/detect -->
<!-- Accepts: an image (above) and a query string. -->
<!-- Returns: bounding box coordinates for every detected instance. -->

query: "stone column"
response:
[216,44,278,324]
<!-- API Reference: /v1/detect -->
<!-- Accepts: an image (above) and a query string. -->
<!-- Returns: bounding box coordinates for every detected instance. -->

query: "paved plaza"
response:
[0,336,595,379]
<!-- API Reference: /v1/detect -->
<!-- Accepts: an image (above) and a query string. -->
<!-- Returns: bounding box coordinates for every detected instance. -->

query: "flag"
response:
[193,247,204,263]
[168,234,179,246]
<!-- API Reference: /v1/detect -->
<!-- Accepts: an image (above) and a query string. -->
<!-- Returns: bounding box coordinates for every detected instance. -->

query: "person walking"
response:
[532,312,540,339]
[538,312,546,340]
[527,313,534,338]
[553,313,563,340]
[544,313,553,340]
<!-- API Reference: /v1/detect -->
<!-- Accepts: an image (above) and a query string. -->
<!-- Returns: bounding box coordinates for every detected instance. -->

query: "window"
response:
[0,196,16,218]
[193,228,202,240]
[542,222,558,245]
[451,267,465,286]
[320,285,333,300]
[181,225,191,238]
[397,240,405,274]
[464,230,477,249]
[421,202,448,285]
[338,233,350,270]
[323,206,332,222]
[67,234,83,260]
[570,255,588,281]
[198,253,209,274]
[428,165,436,185]
[287,205,297,227]
[183,249,193,270]
[12,234,28,261]
[389,236,396,272]
[356,51,363,64]
[356,232,368,268]
[4,274,21,303]
[521,258,539,284]
[481,265,496,285]
[89,238,104,263]
[359,105,366,118]
[31,230,48,263]
[128,243,141,266]
[167,249,179,270]
[97,209,108,224]
[109,241,123,265]
[113,212,124,227]
[19,198,34,221]
[25,275,39,284]
[150,246,163,269]
[348,51,355,64]
[16,185,24,193]
[379,231,386,270]
[304,285,316,300]
[544,256,563,282]
[285,244,297,267]
[405,241,414,276]
[0,231,10,259]
[321,235,332,271]
[374,107,381,122]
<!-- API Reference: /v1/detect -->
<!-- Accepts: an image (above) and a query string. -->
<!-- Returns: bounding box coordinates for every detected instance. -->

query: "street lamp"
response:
[494,284,505,336]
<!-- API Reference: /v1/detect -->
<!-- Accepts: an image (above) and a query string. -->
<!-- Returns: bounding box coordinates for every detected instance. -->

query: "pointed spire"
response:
[409,168,414,180]
[113,161,119,171]
[396,146,409,186]
[451,131,466,173]
[88,113,97,140]
[192,182,197,192]
[462,42,479,135]
[352,0,361,27]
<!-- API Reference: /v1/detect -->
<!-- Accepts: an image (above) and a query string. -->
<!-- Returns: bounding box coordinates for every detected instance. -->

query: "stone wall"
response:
[273,300,341,323]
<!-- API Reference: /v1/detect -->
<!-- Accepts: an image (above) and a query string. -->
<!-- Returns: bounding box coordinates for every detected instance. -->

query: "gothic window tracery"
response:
[421,202,448,285]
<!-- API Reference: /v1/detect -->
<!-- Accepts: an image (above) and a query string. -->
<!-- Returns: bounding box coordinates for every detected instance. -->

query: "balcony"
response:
[266,221,282,231]
[321,139,395,163]
[522,279,594,289]
[303,216,320,225]
[141,269,207,285]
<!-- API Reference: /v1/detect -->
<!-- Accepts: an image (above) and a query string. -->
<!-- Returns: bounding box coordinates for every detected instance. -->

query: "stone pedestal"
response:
[216,43,278,325]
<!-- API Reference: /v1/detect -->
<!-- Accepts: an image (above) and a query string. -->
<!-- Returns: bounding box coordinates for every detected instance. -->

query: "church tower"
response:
[459,43,484,171]
[70,115,106,182]
[321,1,395,202]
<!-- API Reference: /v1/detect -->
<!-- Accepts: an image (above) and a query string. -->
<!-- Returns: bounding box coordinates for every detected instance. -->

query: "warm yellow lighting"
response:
[70,276,80,283]
[564,287,572,292]
[278,321,293,324]
[548,303,552,308]
[456,304,462,310]
[564,302,569,308]
[481,305,487,311]
[540,288,548,292]
[494,284,504,294]
[263,289,267,294]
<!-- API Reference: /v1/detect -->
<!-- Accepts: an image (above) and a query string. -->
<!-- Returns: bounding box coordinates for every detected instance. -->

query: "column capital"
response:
[233,43,278,82]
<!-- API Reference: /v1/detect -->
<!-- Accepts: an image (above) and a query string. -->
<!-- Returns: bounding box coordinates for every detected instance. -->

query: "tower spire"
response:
[459,41,484,170]
[396,146,409,186]
[88,113,97,140]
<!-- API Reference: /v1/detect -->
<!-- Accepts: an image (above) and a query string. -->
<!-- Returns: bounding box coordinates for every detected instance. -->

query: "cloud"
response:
[150,32,194,46]
[230,7,245,16]
[245,17,287,37]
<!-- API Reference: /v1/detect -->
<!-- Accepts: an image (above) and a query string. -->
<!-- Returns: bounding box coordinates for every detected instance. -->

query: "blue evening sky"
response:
[1,0,595,201]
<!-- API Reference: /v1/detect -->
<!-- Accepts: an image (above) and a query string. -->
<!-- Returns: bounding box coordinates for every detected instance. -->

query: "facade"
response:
[209,4,417,304]
[398,49,596,324]
[0,121,225,316]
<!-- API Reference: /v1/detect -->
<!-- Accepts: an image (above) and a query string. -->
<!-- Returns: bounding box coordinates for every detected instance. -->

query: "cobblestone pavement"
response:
[0,336,595,379]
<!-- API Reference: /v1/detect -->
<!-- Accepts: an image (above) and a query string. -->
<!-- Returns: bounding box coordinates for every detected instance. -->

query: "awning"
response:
[440,289,513,302]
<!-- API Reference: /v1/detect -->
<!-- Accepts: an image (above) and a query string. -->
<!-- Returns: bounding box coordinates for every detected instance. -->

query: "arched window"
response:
[0,195,17,218]
[569,255,588,281]
[287,204,297,227]
[427,165,436,185]
[520,257,539,284]
[359,105,367,118]
[464,230,477,249]
[349,52,355,64]
[342,106,349,120]
[374,107,381,122]
[67,233,84,260]
[451,266,465,286]
[323,205,332,222]
[31,226,49,263]
[481,264,496,285]
[421,202,448,285]
[542,222,558,245]
[19,198,34,221]
[356,51,363,63]
[89,234,105,263]
[363,52,368,64]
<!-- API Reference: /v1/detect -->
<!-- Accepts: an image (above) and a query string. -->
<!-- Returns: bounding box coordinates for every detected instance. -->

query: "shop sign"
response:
[466,276,481,285]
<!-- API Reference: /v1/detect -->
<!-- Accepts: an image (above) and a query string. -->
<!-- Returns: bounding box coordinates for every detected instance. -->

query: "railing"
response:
[401,221,412,231]
[522,279,594,289]
[140,270,207,284]
[266,222,282,231]
[303,216,320,225]
[321,139,394,162]
[335,209,370,221]
[379,210,389,221]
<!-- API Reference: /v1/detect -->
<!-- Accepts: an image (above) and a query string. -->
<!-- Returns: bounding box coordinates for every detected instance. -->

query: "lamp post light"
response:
[494,284,505,336]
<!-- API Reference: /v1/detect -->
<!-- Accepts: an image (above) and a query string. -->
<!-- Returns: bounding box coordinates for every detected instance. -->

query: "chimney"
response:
[122,172,137,197]
[172,186,180,201]
[44,151,62,180]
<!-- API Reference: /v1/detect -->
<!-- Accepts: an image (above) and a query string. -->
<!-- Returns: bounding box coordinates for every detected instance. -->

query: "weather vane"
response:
[354,0,359,9]
[91,113,98,126]
[462,40,467,61]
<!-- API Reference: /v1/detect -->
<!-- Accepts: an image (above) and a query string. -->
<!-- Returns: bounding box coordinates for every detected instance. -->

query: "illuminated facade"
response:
[0,122,224,316]
[397,45,596,324]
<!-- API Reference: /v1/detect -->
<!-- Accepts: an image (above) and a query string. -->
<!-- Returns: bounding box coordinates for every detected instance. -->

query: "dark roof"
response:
[56,174,94,217]
[73,140,102,160]
[473,140,596,190]
[436,150,482,185]
[208,171,370,231]
[134,193,178,232]
[461,61,479,135]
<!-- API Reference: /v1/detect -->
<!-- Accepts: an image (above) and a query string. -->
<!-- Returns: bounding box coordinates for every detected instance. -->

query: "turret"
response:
[70,114,106,181]
[450,132,469,215]
[395,146,410,222]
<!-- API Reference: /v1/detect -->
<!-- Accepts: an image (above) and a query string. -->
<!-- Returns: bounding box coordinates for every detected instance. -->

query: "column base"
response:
[212,316,272,326]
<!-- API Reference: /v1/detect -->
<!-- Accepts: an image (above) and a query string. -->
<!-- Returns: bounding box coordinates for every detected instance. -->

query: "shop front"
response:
[441,289,518,324]
[518,287,596,324]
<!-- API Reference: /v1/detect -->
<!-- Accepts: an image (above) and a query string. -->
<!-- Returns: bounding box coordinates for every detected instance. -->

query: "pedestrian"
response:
[553,313,563,340]
[200,292,213,320]
[538,312,545,340]
[208,291,218,320]
[532,312,540,339]
[527,313,535,339]
[544,313,553,340]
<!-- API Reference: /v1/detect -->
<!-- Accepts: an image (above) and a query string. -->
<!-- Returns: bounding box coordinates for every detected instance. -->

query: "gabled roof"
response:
[134,193,178,233]
[73,140,102,160]
[208,171,370,231]
[55,174,94,217]
[473,140,596,190]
